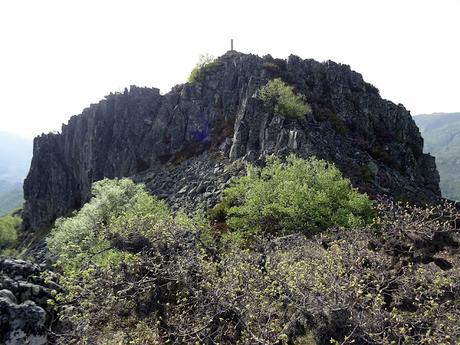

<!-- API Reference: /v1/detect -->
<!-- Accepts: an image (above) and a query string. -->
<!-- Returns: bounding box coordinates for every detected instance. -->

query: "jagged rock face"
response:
[23,51,440,231]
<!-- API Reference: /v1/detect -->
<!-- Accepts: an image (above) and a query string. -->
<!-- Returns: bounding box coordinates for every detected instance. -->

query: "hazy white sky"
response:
[0,0,459,138]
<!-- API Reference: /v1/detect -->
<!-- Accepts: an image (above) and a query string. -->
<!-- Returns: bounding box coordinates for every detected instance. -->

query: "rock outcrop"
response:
[23,51,440,231]
[0,256,59,345]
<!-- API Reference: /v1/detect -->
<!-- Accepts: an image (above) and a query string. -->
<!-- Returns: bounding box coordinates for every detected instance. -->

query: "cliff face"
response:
[23,51,440,231]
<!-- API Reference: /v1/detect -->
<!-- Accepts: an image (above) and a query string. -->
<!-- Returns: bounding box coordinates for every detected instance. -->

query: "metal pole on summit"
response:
[231,39,234,51]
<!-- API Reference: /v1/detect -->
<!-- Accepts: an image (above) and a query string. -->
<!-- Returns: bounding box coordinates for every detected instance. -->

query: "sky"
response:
[0,0,459,138]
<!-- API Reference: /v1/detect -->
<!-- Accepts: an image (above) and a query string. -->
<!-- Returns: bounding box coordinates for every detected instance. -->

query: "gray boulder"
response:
[0,297,47,345]
[0,256,59,345]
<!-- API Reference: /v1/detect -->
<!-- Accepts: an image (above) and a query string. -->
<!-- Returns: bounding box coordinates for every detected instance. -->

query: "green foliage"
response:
[259,78,312,119]
[187,54,221,83]
[48,178,460,344]
[220,155,374,240]
[0,214,20,253]
[48,178,171,274]
[207,200,229,224]
[47,178,214,340]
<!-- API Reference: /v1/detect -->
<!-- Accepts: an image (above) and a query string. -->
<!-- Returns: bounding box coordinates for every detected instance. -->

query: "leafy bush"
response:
[52,197,460,345]
[48,179,168,272]
[259,78,312,119]
[43,173,459,345]
[187,54,221,83]
[218,155,374,241]
[47,178,211,343]
[0,214,20,253]
[265,201,460,345]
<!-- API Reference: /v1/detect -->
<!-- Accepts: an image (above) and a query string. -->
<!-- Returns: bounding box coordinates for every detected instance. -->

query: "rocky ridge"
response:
[23,51,440,231]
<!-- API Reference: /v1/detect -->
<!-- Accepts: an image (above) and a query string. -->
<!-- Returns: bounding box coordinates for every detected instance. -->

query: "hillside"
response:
[0,180,23,216]
[22,51,440,231]
[414,113,460,201]
[0,132,32,215]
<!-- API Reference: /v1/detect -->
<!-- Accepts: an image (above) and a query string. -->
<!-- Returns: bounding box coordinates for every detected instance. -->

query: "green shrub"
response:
[187,54,221,83]
[47,178,212,343]
[207,200,229,224]
[220,155,374,240]
[48,177,460,344]
[47,178,210,316]
[0,214,20,252]
[259,78,312,119]
[47,178,171,274]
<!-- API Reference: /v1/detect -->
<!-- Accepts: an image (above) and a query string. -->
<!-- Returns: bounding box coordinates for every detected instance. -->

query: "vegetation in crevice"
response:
[187,54,221,83]
[259,78,312,119]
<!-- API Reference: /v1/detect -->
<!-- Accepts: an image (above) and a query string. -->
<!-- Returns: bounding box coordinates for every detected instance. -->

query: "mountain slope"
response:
[23,51,440,231]
[414,113,460,201]
[0,132,31,215]
[0,180,23,216]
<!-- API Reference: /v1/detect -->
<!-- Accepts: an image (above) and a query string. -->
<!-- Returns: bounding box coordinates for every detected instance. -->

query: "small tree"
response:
[259,78,312,119]
[47,178,171,273]
[187,54,220,83]
[0,214,20,253]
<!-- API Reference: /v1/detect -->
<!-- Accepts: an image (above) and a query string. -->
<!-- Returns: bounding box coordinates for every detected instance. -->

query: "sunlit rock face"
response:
[23,51,440,231]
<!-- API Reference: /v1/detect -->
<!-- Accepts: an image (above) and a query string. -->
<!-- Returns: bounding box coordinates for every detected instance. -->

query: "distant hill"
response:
[0,180,23,216]
[414,113,460,201]
[0,132,32,216]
